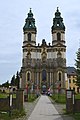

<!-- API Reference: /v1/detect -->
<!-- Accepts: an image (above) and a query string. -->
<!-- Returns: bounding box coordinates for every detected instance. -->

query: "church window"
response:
[28,33,31,41]
[77,87,79,93]
[58,72,61,81]
[73,79,75,83]
[57,32,61,41]
[42,70,46,81]
[27,72,30,81]
[73,87,75,91]
[69,79,71,83]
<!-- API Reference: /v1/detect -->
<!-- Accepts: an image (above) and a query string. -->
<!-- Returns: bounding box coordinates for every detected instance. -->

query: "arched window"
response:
[27,72,30,81]
[28,33,31,41]
[57,32,61,41]
[59,72,61,81]
[29,21,31,27]
[42,70,46,81]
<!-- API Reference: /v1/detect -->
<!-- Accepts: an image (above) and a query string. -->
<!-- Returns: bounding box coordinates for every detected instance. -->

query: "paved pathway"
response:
[28,95,63,120]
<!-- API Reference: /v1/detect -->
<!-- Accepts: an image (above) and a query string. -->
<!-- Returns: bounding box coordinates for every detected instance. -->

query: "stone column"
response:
[47,72,48,88]
[51,72,53,85]
[50,72,51,86]
[40,72,41,90]
[38,72,40,87]
[16,89,24,110]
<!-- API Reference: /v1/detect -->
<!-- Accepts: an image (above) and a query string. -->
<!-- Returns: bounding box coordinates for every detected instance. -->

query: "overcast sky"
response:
[0,0,80,84]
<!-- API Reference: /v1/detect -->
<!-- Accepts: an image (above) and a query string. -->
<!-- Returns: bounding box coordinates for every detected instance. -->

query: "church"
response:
[20,7,67,93]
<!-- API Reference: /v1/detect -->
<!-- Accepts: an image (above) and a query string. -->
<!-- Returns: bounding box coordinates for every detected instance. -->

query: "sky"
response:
[0,0,80,84]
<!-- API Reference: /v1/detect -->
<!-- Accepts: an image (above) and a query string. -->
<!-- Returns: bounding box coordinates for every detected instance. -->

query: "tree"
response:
[11,75,15,86]
[75,48,80,87]
[15,71,20,89]
[10,71,20,89]
[2,80,10,88]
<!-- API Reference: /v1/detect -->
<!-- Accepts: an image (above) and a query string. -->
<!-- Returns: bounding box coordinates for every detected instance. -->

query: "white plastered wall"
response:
[52,33,57,41]
[47,52,57,59]
[61,52,66,59]
[32,34,36,42]
[24,34,27,41]
[61,33,65,41]
[23,52,27,58]
[31,52,41,59]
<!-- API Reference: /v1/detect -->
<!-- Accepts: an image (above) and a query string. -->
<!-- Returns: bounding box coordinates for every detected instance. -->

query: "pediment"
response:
[22,43,34,48]
[53,42,66,47]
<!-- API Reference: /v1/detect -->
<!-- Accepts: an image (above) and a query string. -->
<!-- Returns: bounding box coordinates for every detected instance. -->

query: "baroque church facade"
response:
[20,8,67,92]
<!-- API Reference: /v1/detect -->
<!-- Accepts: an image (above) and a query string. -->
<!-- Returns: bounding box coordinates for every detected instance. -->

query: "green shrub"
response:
[28,93,37,102]
[12,109,26,118]
[75,94,80,99]
[73,113,80,120]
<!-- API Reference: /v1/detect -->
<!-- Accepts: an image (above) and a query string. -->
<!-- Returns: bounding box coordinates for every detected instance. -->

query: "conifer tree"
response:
[15,71,20,89]
[11,75,15,86]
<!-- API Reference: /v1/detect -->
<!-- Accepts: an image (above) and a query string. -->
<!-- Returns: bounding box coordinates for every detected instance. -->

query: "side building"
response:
[66,67,79,93]
[20,8,67,93]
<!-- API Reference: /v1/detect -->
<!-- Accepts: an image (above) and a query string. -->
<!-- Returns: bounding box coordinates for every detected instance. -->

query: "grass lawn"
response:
[51,93,66,104]
[0,93,9,98]
[0,92,16,98]
[51,93,80,104]
[75,93,80,99]
[28,93,38,102]
[73,113,80,120]
[0,109,25,120]
[51,93,80,120]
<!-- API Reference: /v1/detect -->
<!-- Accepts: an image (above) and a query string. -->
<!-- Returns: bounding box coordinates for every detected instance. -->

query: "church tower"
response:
[52,7,65,46]
[51,7,66,89]
[20,8,67,93]
[23,8,37,46]
[21,9,37,88]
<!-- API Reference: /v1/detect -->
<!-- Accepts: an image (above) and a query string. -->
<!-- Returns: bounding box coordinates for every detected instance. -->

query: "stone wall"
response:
[75,99,80,112]
[0,89,24,111]
[66,90,80,113]
[0,98,16,111]
[0,98,9,111]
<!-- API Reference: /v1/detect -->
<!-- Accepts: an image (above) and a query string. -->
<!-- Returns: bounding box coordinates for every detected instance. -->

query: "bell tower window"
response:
[57,23,59,26]
[29,21,31,27]
[28,33,31,41]
[57,32,61,41]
